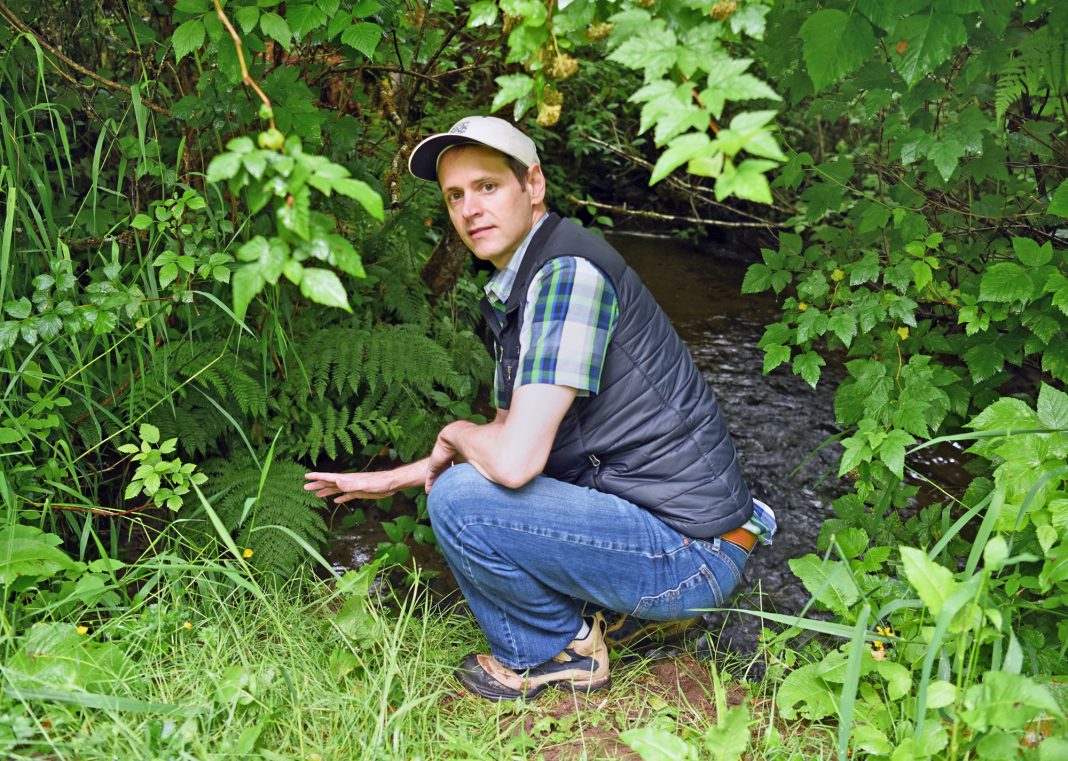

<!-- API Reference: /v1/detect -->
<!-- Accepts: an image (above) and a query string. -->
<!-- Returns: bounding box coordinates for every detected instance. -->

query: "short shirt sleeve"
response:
[513,256,619,399]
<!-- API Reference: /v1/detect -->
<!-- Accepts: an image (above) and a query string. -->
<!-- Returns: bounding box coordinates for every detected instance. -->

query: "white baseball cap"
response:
[408,116,540,182]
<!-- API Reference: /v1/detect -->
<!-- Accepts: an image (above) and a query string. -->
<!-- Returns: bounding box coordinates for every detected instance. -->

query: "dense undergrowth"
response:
[3,1,1068,759]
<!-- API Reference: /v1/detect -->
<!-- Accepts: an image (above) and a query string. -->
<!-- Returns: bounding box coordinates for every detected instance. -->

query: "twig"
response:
[568,195,785,229]
[213,0,275,129]
[582,133,792,221]
[0,0,172,115]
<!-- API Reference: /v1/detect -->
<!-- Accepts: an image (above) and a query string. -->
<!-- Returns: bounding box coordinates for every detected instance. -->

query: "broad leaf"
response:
[172,19,205,62]
[892,12,967,87]
[900,546,954,616]
[799,10,875,92]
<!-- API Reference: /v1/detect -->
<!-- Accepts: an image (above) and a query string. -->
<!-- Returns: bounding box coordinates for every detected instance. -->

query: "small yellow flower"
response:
[798,301,809,312]
[242,548,254,558]
[831,268,845,282]
[896,326,910,340]
[76,625,89,635]
[183,621,192,630]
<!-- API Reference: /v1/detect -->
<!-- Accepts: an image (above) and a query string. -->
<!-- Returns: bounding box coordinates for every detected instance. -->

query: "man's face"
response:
[437,145,545,270]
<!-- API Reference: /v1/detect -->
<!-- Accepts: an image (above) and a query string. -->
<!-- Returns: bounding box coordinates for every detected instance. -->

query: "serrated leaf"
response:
[979,262,1030,303]
[334,178,383,221]
[300,268,351,312]
[827,311,857,348]
[799,10,875,92]
[927,138,965,181]
[235,5,260,33]
[172,19,205,62]
[140,423,160,445]
[715,159,775,204]
[892,12,967,87]
[491,74,534,114]
[618,727,692,761]
[1049,180,1068,217]
[206,152,243,183]
[1011,237,1052,267]
[963,343,1005,384]
[650,132,711,185]
[900,546,955,616]
[260,13,292,48]
[287,3,327,37]
[341,22,382,59]
[789,555,858,614]
[762,344,791,374]
[608,22,678,80]
[793,351,826,388]
[467,0,498,27]
[1037,383,1068,430]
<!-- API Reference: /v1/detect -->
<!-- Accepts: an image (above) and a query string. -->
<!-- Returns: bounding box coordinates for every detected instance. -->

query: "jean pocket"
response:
[631,564,730,621]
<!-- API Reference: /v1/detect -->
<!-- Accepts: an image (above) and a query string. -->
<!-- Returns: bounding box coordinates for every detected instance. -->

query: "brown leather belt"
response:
[719,527,757,552]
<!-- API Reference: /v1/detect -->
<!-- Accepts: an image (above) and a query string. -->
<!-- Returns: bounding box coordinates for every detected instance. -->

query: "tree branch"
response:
[0,0,172,116]
[567,195,785,229]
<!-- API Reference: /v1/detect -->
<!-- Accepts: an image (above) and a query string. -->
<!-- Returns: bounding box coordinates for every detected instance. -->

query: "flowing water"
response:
[327,232,960,658]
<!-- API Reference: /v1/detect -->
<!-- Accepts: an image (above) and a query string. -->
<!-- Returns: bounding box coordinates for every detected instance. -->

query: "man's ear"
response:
[527,163,547,206]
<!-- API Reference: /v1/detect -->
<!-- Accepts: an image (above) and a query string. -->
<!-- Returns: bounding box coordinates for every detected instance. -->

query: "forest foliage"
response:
[2,0,1068,758]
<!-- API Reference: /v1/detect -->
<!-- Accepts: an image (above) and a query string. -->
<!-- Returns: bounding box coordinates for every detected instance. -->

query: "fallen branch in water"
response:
[567,194,786,229]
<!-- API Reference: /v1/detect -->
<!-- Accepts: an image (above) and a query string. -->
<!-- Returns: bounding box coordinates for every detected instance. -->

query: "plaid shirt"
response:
[484,216,619,409]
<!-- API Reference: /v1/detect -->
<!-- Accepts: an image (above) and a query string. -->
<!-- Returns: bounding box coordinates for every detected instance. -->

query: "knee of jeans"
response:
[426,463,487,530]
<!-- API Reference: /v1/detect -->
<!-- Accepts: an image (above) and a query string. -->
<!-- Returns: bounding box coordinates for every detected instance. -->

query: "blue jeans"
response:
[427,464,749,670]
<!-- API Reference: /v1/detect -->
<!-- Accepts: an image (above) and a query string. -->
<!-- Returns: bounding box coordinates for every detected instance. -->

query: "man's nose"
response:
[462,194,482,219]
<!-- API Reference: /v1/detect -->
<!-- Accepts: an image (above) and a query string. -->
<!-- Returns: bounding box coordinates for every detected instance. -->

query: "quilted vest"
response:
[478,213,754,539]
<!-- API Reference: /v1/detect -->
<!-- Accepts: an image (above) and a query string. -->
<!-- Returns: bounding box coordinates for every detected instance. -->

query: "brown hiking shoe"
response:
[455,612,611,701]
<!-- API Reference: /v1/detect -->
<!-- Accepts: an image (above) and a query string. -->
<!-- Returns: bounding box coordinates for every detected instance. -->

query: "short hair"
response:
[504,155,530,190]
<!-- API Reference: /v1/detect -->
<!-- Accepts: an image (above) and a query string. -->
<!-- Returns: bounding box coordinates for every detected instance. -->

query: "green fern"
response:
[197,457,328,578]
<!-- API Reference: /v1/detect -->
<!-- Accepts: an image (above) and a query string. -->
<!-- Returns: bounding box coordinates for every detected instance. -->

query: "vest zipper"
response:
[588,454,603,489]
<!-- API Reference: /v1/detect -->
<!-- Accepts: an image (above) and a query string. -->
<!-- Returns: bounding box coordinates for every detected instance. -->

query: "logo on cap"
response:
[449,121,469,134]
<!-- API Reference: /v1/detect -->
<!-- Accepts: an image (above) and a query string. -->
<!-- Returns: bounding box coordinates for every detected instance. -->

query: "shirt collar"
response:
[484,213,548,305]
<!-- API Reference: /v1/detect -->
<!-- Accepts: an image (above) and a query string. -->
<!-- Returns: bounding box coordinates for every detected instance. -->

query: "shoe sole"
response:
[457,671,612,702]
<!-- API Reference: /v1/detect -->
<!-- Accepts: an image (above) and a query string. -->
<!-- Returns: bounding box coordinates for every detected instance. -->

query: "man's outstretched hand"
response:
[305,467,416,504]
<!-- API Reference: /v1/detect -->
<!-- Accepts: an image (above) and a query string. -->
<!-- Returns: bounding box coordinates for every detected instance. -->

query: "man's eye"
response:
[482,183,496,192]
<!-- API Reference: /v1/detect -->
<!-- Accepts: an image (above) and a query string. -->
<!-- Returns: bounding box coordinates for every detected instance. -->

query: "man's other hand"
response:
[304,470,402,503]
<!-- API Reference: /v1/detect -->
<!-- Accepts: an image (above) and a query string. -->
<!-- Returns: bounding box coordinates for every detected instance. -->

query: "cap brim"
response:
[408,134,481,182]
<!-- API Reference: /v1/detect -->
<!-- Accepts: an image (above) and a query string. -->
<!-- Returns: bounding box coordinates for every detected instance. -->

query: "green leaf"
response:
[650,132,711,185]
[789,555,858,614]
[300,268,352,312]
[715,159,775,204]
[927,138,965,181]
[172,19,206,62]
[900,546,954,616]
[702,705,750,760]
[1037,383,1068,430]
[979,262,1031,303]
[879,428,915,479]
[1049,180,1068,217]
[235,5,260,33]
[158,262,179,288]
[777,662,838,720]
[876,661,912,701]
[1011,237,1052,267]
[341,22,382,59]
[793,351,826,388]
[206,152,243,183]
[968,397,1038,432]
[961,672,1063,732]
[5,297,31,319]
[892,12,967,87]
[618,727,692,761]
[333,178,383,222]
[963,343,1005,384]
[140,423,160,445]
[762,344,791,374]
[608,22,678,80]
[741,263,771,294]
[287,3,328,38]
[131,214,153,230]
[798,10,875,92]
[491,74,534,113]
[467,0,498,27]
[260,13,292,48]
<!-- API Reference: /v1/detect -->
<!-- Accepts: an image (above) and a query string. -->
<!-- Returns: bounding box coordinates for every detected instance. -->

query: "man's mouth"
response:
[468,225,493,239]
